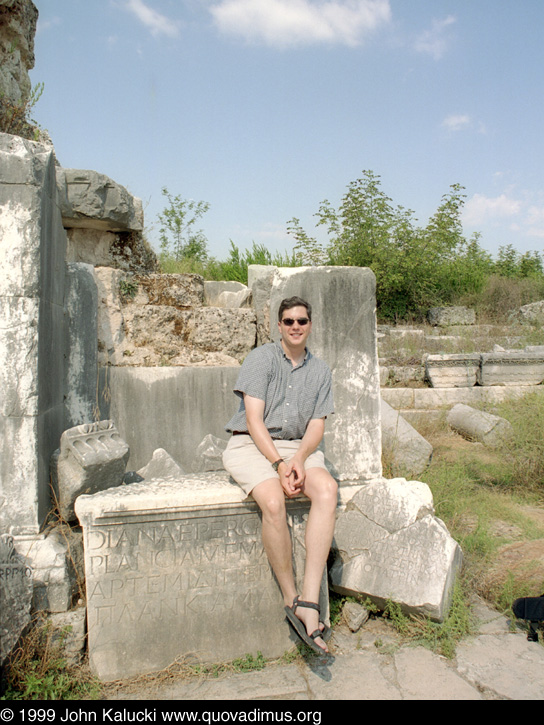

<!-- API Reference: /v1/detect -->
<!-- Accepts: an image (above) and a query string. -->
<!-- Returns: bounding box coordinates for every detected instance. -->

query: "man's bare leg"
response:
[296,468,338,651]
[251,478,298,607]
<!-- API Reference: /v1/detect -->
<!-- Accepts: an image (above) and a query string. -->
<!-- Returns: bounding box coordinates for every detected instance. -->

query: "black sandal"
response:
[284,597,330,654]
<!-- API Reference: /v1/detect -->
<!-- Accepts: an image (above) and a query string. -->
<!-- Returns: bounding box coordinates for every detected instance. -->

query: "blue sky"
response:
[32,0,544,261]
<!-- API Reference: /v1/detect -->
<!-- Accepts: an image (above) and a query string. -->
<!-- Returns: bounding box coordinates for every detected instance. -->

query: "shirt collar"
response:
[275,339,312,366]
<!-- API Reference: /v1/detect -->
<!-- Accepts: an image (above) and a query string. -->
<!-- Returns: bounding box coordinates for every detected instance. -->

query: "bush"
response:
[0,83,44,140]
[287,171,494,320]
[460,274,544,321]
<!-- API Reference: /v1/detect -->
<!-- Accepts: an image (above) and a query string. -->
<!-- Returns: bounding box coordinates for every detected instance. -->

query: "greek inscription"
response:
[88,516,260,551]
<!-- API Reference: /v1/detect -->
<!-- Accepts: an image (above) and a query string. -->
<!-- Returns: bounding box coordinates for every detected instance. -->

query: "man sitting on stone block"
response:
[223,296,338,654]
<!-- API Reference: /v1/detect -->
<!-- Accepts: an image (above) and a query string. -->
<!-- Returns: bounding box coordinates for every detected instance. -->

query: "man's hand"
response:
[280,457,306,498]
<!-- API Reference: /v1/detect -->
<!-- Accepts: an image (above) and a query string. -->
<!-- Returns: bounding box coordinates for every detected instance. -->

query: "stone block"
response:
[94,268,255,366]
[427,306,476,327]
[204,281,252,308]
[97,367,239,471]
[16,526,83,613]
[52,421,129,522]
[479,351,544,386]
[134,273,204,308]
[269,266,382,482]
[330,479,462,622]
[447,403,513,447]
[49,607,87,665]
[380,399,433,478]
[192,434,228,473]
[0,133,67,535]
[0,535,33,666]
[424,353,480,388]
[75,473,323,682]
[56,168,144,232]
[137,448,186,480]
[64,263,98,428]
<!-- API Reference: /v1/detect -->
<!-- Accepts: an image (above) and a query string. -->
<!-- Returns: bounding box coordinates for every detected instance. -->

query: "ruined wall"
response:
[0,0,38,107]
[0,133,66,535]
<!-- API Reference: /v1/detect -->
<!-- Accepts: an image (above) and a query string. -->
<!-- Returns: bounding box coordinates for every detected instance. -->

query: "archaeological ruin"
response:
[2,0,544,682]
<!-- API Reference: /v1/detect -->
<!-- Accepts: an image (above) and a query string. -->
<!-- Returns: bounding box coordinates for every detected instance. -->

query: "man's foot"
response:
[284,597,329,654]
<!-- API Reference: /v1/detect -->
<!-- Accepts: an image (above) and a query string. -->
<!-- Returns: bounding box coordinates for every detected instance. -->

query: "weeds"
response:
[382,580,473,659]
[1,616,100,700]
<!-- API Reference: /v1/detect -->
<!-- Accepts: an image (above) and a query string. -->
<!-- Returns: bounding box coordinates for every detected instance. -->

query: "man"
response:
[223,296,338,654]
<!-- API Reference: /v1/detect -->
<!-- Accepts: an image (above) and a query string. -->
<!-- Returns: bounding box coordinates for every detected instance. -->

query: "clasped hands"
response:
[278,457,305,498]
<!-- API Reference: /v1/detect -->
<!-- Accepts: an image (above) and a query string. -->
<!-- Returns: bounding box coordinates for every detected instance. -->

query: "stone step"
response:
[382,385,544,411]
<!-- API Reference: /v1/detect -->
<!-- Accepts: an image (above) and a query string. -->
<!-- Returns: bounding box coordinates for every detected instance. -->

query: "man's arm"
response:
[283,417,325,489]
[244,394,299,497]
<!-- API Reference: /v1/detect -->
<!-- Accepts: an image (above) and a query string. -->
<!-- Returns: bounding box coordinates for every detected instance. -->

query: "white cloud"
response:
[210,0,392,48]
[526,205,544,238]
[441,114,487,135]
[415,15,456,60]
[442,114,471,132]
[123,0,180,38]
[463,193,523,227]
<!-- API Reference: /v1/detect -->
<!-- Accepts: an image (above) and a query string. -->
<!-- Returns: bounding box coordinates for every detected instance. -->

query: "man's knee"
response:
[253,482,287,523]
[307,470,338,510]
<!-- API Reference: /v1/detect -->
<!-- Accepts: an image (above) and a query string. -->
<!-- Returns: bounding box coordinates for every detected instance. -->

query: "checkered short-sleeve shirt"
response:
[225,341,334,440]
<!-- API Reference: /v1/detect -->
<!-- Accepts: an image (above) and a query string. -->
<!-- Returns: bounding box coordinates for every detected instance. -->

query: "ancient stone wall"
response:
[0,0,38,107]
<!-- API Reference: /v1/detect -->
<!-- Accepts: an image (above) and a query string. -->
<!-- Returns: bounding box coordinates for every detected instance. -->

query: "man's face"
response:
[278,306,312,349]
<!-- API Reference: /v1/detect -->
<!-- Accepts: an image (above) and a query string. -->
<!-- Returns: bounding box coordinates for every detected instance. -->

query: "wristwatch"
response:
[272,458,284,472]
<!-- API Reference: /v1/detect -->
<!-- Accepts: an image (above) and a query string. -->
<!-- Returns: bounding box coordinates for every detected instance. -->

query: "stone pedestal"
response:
[269,266,382,482]
[75,473,325,682]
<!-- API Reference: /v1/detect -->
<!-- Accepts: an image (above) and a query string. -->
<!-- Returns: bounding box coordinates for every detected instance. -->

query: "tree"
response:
[287,171,492,320]
[157,187,210,263]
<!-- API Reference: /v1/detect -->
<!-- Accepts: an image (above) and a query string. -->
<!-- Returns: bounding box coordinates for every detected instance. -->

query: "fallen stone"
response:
[137,448,185,480]
[16,525,83,613]
[330,478,462,622]
[204,281,252,308]
[191,434,227,473]
[380,398,433,477]
[424,353,480,388]
[447,403,513,446]
[427,306,476,327]
[52,420,129,522]
[343,601,370,632]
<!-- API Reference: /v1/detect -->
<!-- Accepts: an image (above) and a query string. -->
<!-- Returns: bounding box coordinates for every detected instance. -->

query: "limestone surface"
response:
[330,478,462,622]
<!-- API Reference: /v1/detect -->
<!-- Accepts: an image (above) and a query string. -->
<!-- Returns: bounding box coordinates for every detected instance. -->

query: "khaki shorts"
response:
[222,434,329,496]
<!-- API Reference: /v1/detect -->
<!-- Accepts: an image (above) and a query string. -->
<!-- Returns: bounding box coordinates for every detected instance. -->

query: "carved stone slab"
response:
[53,420,129,522]
[75,473,322,682]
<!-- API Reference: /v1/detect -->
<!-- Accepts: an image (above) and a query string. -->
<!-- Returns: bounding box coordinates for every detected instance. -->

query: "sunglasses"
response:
[281,317,310,326]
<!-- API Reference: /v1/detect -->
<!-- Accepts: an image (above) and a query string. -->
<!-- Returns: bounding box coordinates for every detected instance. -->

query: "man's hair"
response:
[278,296,312,322]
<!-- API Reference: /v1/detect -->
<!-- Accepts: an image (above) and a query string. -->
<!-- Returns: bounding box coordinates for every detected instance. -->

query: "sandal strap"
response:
[295,599,321,614]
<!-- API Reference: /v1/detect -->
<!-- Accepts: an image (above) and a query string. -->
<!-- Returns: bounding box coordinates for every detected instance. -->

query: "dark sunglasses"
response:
[281,317,310,326]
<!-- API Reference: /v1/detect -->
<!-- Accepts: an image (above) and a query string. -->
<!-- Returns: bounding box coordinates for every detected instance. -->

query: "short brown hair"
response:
[278,296,312,322]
